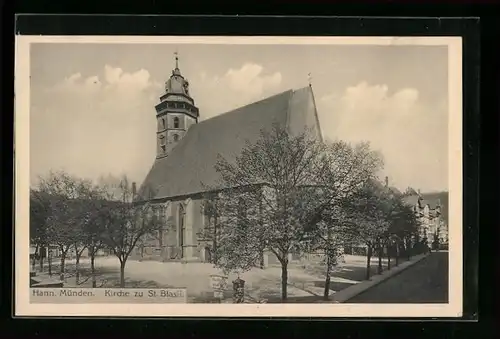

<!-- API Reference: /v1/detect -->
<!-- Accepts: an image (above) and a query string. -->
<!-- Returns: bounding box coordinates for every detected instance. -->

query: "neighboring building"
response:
[133,55,323,263]
[402,191,448,245]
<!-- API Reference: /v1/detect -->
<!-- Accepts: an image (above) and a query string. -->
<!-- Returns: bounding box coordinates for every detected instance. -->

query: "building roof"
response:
[138,86,322,200]
[402,191,449,224]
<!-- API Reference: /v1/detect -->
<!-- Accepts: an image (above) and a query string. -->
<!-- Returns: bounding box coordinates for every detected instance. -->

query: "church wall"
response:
[167,129,186,144]
[185,115,197,130]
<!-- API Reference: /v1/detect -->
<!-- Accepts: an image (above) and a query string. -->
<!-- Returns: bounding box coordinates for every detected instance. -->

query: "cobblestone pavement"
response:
[348,251,449,303]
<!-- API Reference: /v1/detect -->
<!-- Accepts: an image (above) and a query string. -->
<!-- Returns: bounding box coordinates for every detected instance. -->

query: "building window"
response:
[173,117,180,128]
[173,134,179,142]
[178,204,186,257]
[159,135,165,145]
[161,118,165,129]
[237,197,247,229]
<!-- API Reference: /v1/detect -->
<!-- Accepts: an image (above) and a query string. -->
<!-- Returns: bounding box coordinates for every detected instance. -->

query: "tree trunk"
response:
[387,245,391,270]
[323,251,332,300]
[32,244,39,271]
[75,254,81,285]
[31,254,36,272]
[120,259,126,288]
[39,247,44,272]
[91,253,97,288]
[366,246,372,280]
[60,252,66,281]
[260,250,265,269]
[395,243,400,266]
[280,258,288,302]
[48,250,52,276]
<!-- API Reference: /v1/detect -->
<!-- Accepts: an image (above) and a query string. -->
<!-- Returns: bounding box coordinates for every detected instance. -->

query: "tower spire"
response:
[174,50,179,69]
[308,72,313,87]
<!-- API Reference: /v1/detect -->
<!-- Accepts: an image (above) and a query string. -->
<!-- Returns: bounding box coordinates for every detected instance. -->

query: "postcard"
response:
[15,35,463,317]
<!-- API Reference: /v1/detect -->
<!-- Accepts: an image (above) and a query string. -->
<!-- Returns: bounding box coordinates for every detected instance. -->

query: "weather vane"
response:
[174,50,179,68]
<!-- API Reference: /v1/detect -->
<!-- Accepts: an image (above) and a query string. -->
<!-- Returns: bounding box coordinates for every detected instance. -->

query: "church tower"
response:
[155,53,199,158]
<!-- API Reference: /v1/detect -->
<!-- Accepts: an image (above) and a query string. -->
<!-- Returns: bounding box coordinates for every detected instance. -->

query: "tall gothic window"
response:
[237,197,247,229]
[173,117,180,128]
[161,118,165,129]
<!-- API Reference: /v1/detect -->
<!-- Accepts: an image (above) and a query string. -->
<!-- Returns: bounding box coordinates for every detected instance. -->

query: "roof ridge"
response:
[198,89,294,126]
[284,89,295,133]
[308,85,324,142]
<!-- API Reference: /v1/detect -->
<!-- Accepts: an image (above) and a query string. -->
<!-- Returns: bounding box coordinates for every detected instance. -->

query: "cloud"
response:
[31,65,162,186]
[191,63,283,119]
[31,62,284,186]
[318,82,448,192]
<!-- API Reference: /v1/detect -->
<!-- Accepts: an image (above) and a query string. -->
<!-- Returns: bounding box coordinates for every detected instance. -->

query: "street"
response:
[347,251,449,303]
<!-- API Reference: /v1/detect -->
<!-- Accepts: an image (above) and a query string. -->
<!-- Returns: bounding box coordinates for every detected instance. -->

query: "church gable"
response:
[287,86,323,141]
[138,86,323,201]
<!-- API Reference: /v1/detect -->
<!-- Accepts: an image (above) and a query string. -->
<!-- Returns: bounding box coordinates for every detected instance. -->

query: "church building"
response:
[131,55,323,263]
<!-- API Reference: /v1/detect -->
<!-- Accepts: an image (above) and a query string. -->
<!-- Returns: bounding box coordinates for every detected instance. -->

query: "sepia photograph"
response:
[15,35,463,317]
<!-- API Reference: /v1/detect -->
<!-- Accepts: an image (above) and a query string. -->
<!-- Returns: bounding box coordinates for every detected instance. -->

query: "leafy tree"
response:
[387,201,419,266]
[310,141,383,298]
[209,125,327,301]
[342,180,391,280]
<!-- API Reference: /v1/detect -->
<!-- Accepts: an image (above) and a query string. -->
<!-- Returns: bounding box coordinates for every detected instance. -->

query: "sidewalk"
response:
[327,253,429,303]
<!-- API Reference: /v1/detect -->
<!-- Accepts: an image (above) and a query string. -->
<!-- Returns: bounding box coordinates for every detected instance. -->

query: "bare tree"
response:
[82,190,109,287]
[37,171,93,281]
[99,176,163,288]
[30,189,50,272]
[209,125,327,301]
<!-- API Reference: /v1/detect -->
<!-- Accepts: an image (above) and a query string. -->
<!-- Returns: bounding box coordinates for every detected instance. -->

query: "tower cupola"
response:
[154,52,199,159]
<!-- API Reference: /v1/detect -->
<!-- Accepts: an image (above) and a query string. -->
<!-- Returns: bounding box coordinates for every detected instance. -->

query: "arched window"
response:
[173,117,180,128]
[173,134,179,142]
[237,197,247,228]
[178,204,185,258]
[161,118,165,129]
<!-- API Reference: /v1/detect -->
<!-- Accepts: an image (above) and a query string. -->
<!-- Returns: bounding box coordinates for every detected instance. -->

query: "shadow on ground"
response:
[35,263,173,289]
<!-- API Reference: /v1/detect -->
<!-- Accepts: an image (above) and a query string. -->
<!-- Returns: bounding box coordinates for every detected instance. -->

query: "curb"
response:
[328,253,430,303]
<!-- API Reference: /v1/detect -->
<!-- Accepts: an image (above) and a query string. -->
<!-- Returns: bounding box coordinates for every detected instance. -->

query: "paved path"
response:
[348,251,449,303]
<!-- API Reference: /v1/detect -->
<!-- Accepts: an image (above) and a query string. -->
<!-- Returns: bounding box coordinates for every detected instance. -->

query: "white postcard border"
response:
[15,35,463,317]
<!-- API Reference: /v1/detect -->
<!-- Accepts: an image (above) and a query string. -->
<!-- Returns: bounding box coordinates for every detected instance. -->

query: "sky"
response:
[29,42,449,192]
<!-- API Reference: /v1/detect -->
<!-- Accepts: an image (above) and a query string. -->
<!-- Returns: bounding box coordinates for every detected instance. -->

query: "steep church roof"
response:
[138,86,323,200]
